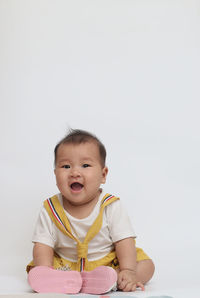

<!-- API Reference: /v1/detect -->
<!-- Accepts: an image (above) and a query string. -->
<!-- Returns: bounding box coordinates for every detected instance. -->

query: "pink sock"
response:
[81,266,117,294]
[28,266,82,294]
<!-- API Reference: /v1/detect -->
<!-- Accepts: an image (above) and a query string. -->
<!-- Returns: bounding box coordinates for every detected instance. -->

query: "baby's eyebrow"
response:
[57,158,71,163]
[81,157,95,162]
[82,157,93,160]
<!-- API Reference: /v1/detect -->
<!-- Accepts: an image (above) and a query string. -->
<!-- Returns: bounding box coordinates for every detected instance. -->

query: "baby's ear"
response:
[102,166,108,183]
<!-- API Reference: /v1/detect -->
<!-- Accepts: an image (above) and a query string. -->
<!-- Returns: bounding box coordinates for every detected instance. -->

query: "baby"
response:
[27,129,155,294]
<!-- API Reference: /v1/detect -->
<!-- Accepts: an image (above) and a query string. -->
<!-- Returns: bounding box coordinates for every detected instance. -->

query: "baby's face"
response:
[54,142,108,207]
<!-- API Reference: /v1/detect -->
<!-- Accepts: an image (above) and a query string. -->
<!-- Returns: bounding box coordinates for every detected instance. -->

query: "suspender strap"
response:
[44,196,77,242]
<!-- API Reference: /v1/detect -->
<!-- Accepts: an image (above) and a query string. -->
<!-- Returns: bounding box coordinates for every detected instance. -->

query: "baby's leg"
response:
[116,259,155,290]
[136,259,155,284]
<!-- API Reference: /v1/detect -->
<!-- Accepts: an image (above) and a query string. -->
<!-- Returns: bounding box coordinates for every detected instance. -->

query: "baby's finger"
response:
[118,279,126,290]
[122,281,134,292]
[136,281,145,291]
[123,283,136,292]
[117,274,123,285]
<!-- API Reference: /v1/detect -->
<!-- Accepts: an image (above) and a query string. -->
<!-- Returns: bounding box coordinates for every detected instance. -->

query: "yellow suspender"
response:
[44,193,119,271]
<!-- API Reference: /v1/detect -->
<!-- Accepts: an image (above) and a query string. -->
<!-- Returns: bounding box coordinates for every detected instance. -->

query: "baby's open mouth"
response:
[70,182,84,191]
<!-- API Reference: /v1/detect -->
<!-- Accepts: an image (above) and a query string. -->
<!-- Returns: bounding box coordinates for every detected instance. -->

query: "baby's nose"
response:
[70,168,81,177]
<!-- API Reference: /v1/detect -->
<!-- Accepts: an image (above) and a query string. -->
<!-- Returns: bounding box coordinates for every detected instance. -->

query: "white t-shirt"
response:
[32,190,136,262]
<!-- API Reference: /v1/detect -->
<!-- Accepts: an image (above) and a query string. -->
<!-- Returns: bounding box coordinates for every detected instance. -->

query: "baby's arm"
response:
[33,242,54,267]
[114,237,144,292]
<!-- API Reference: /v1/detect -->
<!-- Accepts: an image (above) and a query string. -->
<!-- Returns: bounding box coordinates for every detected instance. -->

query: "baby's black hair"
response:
[54,129,106,167]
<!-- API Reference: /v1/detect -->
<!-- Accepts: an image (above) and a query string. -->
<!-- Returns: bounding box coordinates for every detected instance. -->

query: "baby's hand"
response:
[117,269,145,292]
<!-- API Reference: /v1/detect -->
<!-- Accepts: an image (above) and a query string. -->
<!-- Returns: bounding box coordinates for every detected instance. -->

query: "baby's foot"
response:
[81,266,117,294]
[28,266,82,294]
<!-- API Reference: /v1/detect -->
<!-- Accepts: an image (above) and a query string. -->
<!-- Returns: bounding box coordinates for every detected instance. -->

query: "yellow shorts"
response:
[26,246,150,273]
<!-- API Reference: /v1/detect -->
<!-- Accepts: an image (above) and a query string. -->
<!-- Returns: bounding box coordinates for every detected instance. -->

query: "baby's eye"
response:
[62,165,70,169]
[82,164,90,168]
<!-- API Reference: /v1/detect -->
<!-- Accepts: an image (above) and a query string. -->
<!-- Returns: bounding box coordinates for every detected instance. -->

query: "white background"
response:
[0,0,200,295]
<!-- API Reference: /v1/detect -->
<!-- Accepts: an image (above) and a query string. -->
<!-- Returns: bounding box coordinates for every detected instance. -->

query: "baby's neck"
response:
[62,190,101,219]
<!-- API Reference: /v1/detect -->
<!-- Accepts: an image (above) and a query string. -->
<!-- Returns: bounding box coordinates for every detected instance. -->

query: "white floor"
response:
[0,248,199,298]
[0,275,200,298]
[0,258,199,298]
